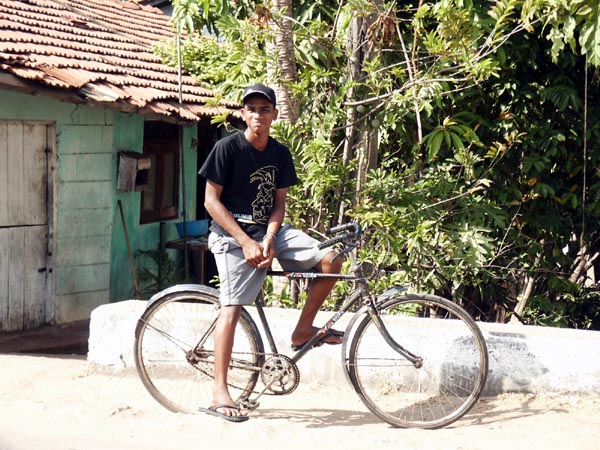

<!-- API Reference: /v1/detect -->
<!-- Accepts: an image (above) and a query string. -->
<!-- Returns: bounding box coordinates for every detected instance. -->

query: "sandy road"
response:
[0,354,599,450]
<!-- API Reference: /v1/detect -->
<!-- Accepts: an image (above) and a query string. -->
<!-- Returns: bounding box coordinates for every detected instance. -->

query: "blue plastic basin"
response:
[175,219,209,238]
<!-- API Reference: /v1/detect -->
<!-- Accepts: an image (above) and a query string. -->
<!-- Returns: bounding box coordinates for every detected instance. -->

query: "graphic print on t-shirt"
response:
[250,166,277,224]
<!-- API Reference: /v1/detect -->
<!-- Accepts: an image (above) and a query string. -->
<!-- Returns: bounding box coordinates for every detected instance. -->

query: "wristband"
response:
[263,232,277,241]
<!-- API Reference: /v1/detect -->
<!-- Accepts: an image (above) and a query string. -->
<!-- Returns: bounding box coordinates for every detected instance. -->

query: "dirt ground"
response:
[0,354,599,450]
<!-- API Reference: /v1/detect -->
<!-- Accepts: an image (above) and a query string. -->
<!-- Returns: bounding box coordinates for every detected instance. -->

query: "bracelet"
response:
[263,232,277,241]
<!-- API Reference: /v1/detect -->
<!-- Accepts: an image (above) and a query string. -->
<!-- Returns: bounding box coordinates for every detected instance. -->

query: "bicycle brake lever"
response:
[331,243,356,263]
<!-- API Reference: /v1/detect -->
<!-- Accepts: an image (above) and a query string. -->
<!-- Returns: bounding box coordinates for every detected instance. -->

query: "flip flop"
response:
[198,404,249,423]
[291,328,344,352]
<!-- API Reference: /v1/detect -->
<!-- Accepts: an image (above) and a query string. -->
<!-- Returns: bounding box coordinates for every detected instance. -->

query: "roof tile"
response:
[0,0,239,123]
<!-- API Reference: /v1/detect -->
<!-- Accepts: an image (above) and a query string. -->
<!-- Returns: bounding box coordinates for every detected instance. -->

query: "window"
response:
[140,121,180,224]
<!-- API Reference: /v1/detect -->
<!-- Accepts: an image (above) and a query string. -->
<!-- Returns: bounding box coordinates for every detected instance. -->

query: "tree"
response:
[268,0,301,123]
[162,0,600,328]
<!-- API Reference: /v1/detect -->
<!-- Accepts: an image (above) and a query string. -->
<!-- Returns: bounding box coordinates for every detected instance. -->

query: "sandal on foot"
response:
[291,328,344,352]
[198,404,249,423]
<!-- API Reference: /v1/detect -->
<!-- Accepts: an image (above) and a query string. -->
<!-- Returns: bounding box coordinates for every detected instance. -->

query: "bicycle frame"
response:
[143,223,421,386]
[254,269,366,362]
[253,243,421,367]
[234,241,426,405]
[144,234,420,371]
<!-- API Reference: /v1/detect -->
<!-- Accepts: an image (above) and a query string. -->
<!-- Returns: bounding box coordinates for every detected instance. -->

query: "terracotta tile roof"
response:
[0,0,240,123]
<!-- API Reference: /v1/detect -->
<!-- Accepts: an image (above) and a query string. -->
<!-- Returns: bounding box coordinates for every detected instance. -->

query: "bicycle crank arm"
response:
[245,375,283,406]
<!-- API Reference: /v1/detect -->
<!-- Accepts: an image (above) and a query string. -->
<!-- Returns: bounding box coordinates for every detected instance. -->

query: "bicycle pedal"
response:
[238,398,260,411]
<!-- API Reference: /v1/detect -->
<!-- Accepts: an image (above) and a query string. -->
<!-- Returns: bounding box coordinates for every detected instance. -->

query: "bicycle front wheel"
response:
[134,289,264,413]
[347,293,488,429]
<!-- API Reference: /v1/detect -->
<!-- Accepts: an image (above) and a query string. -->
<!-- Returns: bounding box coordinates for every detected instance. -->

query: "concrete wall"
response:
[88,300,600,395]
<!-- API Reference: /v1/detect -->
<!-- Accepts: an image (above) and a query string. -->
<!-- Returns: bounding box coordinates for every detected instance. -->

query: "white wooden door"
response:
[0,121,52,331]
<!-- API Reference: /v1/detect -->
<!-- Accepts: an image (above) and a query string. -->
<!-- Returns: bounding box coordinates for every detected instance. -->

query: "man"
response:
[199,83,342,422]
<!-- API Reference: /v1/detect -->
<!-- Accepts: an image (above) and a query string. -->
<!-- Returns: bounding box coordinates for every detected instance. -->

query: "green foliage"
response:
[155,14,268,94]
[136,248,183,296]
[522,288,600,329]
[172,0,257,35]
[261,277,298,308]
[529,0,600,66]
[422,116,484,162]
[161,0,600,328]
[274,121,355,230]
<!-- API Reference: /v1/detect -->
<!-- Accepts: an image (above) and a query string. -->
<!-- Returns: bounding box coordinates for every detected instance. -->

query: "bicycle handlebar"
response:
[318,222,362,249]
[326,222,361,235]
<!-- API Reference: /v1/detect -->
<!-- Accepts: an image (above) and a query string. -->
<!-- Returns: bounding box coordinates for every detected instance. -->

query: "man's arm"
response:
[266,188,287,235]
[204,180,265,267]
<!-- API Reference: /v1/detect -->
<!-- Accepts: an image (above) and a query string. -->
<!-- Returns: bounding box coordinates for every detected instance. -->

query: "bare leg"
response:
[212,305,248,418]
[291,251,343,346]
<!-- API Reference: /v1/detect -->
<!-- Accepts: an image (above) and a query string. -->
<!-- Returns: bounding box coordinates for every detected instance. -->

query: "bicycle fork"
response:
[366,302,423,368]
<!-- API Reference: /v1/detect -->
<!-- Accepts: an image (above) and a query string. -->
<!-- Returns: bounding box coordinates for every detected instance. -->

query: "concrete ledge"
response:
[88,300,600,395]
[86,300,354,386]
[481,321,600,394]
[88,300,143,372]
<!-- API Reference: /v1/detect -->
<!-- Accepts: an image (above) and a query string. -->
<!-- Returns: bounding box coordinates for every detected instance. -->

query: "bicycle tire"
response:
[134,289,264,413]
[347,293,488,429]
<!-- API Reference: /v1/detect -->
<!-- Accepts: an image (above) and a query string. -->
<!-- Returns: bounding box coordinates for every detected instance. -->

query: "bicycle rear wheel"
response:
[347,293,488,429]
[134,289,264,413]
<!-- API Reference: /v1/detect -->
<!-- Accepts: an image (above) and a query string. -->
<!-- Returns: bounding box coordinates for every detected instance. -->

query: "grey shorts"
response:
[207,223,333,306]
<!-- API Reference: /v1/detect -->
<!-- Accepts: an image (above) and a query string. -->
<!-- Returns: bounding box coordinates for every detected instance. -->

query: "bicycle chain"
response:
[190,349,299,396]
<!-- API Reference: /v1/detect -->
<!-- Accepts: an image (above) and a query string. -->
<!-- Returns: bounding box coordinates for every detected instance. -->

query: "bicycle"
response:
[133,222,488,429]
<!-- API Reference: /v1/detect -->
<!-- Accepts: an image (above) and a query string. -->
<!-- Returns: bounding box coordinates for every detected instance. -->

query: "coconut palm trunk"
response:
[267,0,299,124]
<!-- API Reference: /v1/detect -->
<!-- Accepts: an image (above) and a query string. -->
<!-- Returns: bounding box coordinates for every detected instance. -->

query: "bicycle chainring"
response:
[260,355,300,395]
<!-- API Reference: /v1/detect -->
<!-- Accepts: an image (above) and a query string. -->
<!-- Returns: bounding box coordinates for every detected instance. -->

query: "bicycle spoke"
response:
[134,291,264,413]
[141,319,195,352]
[348,294,488,429]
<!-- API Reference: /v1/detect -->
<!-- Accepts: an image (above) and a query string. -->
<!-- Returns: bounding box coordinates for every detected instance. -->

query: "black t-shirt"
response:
[199,131,298,238]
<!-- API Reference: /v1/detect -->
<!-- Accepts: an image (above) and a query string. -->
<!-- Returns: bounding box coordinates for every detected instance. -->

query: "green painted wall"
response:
[0,90,198,323]
[110,113,198,301]
[0,90,114,322]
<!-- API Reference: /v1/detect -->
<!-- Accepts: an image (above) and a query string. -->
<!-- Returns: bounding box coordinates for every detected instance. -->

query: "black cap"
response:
[242,83,276,108]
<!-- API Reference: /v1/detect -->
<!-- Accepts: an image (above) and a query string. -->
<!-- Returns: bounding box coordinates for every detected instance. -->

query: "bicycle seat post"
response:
[254,289,279,355]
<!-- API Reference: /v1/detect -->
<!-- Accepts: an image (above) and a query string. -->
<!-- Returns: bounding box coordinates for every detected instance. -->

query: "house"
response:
[0,0,239,331]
